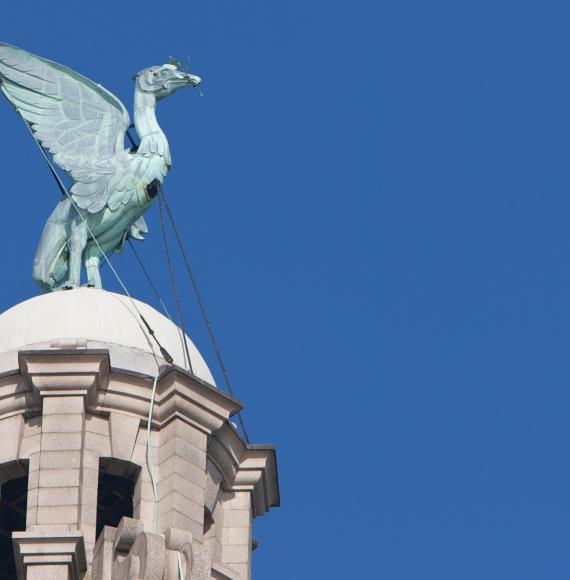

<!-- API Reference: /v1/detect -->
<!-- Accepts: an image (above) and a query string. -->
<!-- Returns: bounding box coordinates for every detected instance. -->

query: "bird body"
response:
[0,43,201,291]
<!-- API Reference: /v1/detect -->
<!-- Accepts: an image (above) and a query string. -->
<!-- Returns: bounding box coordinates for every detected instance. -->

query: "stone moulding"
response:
[2,348,280,515]
[6,350,242,431]
[208,424,280,518]
[0,346,279,579]
[12,531,87,579]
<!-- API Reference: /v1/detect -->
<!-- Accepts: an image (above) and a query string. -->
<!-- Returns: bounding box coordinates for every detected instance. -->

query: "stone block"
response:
[20,434,41,457]
[230,562,249,579]
[159,437,207,470]
[223,510,250,528]
[160,509,203,540]
[110,412,140,461]
[41,432,83,451]
[205,461,223,514]
[158,473,204,504]
[43,396,85,415]
[84,431,111,455]
[160,491,204,523]
[191,544,212,580]
[136,478,159,502]
[26,507,37,527]
[228,527,250,546]
[28,451,40,472]
[23,417,42,436]
[28,469,39,491]
[81,523,97,563]
[82,450,99,471]
[42,414,84,433]
[130,442,147,463]
[38,486,79,506]
[84,414,109,436]
[80,486,98,525]
[91,526,115,580]
[82,467,98,489]
[37,505,79,525]
[27,488,39,509]
[135,499,157,525]
[39,469,80,488]
[159,420,207,449]
[224,492,251,509]
[40,450,81,469]
[159,455,206,488]
[222,544,249,564]
[0,415,24,463]
[27,564,70,579]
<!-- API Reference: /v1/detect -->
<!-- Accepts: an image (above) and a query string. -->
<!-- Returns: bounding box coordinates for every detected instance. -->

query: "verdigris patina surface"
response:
[0,43,201,291]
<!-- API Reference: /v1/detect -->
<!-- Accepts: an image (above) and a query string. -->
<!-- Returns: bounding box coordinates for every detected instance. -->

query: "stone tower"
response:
[0,289,279,579]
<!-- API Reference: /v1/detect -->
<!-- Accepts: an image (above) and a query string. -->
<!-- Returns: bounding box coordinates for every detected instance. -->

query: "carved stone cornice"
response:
[1,349,242,436]
[208,424,280,517]
[19,349,110,398]
[2,347,280,521]
[13,531,87,580]
[92,365,242,434]
[0,370,35,419]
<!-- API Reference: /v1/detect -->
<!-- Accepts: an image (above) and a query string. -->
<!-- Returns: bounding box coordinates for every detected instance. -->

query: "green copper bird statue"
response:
[0,43,201,292]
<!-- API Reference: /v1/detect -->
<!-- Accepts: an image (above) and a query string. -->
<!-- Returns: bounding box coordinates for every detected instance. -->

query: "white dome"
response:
[0,288,215,384]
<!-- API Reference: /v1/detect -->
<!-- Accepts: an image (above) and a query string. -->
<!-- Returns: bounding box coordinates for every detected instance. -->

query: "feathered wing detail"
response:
[0,42,131,213]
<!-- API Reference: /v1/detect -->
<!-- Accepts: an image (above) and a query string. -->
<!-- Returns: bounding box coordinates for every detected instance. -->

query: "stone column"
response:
[158,418,207,541]
[154,369,242,544]
[219,491,253,579]
[34,394,85,529]
[14,351,108,579]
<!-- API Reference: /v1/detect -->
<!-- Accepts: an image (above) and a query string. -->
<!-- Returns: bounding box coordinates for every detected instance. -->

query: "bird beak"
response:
[185,73,201,87]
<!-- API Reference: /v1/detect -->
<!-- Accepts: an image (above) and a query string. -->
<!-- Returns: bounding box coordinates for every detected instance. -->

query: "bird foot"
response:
[62,281,79,290]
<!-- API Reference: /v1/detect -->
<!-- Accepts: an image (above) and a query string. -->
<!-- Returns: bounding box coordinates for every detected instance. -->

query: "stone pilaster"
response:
[219,491,253,579]
[158,418,208,541]
[12,531,86,580]
[17,351,109,574]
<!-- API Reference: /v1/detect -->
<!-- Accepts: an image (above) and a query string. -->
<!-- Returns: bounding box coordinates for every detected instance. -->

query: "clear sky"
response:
[1,1,570,578]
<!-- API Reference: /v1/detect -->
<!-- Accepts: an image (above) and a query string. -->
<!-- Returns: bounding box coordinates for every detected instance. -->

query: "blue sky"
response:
[2,1,570,578]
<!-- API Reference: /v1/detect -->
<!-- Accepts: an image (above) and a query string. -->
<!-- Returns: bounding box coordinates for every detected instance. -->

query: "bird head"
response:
[134,60,201,100]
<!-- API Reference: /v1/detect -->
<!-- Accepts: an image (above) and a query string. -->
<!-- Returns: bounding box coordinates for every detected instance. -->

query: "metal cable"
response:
[159,188,251,444]
[158,193,194,374]
[127,239,173,321]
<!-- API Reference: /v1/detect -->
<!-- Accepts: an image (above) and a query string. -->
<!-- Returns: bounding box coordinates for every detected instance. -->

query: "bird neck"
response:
[134,89,171,164]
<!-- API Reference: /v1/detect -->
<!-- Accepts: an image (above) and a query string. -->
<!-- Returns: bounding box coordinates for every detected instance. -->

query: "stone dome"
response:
[0,288,215,384]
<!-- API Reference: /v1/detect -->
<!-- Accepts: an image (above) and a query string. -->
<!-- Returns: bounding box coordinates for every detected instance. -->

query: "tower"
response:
[0,288,279,579]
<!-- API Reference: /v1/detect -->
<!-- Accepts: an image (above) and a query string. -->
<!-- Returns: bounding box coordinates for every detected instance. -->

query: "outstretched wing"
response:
[0,42,131,213]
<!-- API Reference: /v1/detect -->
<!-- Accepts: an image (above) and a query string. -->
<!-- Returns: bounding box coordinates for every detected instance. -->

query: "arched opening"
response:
[96,458,140,541]
[0,460,28,580]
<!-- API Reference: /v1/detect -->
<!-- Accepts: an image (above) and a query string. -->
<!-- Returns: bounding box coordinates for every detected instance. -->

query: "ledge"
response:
[13,531,87,580]
[208,423,280,517]
[19,350,110,397]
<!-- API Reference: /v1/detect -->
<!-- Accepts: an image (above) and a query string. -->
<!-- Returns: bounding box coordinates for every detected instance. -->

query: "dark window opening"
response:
[96,458,140,541]
[0,461,29,580]
[204,509,214,536]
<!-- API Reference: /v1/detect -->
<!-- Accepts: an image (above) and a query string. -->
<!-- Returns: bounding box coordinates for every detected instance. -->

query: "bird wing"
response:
[0,42,131,213]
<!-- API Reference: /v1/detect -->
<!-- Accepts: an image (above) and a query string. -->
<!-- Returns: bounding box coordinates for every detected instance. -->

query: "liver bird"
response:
[0,43,201,291]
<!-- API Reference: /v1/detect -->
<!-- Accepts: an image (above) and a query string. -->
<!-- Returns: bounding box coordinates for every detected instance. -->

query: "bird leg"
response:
[84,246,103,289]
[65,218,88,289]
